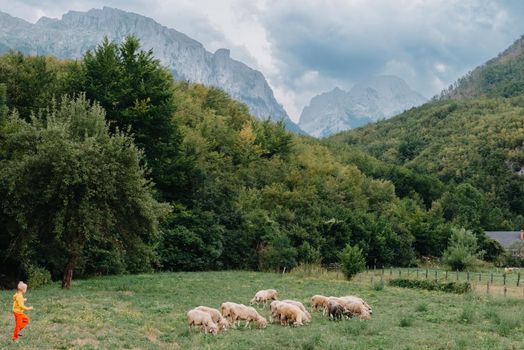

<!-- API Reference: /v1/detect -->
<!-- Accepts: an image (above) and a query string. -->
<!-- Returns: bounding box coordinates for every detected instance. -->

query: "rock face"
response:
[299,76,426,137]
[0,7,303,133]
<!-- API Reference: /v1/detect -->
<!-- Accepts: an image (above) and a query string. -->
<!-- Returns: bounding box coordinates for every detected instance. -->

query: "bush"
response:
[443,228,482,271]
[389,278,471,294]
[27,265,51,289]
[339,244,366,280]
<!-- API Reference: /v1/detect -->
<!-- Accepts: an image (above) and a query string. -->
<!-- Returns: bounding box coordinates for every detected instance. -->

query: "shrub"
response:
[415,302,428,312]
[389,278,471,294]
[399,316,413,327]
[442,228,482,271]
[27,265,51,289]
[372,280,385,291]
[339,244,366,280]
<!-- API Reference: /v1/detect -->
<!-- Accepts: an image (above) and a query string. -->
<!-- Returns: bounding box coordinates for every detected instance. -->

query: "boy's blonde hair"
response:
[17,281,28,292]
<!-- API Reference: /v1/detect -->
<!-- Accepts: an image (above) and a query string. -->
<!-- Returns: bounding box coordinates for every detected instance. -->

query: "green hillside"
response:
[441,36,524,99]
[330,39,524,232]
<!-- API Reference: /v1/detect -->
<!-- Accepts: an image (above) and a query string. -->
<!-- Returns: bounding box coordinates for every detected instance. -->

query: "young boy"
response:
[12,281,33,342]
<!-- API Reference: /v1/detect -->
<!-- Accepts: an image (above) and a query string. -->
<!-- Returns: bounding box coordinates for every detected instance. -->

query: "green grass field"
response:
[1,271,524,349]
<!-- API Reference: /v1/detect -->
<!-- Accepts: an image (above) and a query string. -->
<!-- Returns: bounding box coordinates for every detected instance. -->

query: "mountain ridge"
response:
[0,7,304,133]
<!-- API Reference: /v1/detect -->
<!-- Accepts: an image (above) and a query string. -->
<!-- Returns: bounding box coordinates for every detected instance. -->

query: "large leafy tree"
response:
[81,36,190,202]
[0,95,169,288]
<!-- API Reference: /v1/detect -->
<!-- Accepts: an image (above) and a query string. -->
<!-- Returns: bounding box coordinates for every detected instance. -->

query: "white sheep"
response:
[229,303,268,329]
[311,294,329,313]
[281,299,312,322]
[339,295,372,314]
[250,289,278,307]
[187,309,218,335]
[195,306,230,332]
[278,303,306,326]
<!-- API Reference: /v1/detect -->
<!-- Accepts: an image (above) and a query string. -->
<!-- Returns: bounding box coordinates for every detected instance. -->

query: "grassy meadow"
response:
[1,271,524,349]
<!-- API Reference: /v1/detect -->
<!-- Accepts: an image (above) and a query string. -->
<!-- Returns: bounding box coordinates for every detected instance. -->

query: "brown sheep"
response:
[343,300,372,320]
[339,295,372,314]
[195,306,230,332]
[187,309,218,335]
[220,302,242,323]
[327,300,345,321]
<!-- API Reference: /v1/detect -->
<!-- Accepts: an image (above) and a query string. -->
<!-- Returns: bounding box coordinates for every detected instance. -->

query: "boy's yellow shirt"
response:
[13,292,29,314]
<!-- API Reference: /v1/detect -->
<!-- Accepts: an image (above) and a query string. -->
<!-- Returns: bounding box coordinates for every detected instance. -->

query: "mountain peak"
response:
[299,75,426,137]
[0,8,303,134]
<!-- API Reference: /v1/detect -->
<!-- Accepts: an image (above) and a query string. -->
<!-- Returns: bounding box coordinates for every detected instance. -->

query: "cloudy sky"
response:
[2,0,524,121]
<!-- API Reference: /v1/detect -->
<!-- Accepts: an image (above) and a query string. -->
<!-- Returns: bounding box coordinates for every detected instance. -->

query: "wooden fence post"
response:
[503,273,506,286]
[435,270,438,281]
[399,269,401,277]
[486,281,490,295]
[382,266,385,276]
[467,271,470,281]
[517,272,520,287]
[456,270,459,281]
[417,269,419,278]
[491,273,493,284]
[426,269,428,279]
[445,270,448,281]
[504,286,507,297]
[478,273,481,282]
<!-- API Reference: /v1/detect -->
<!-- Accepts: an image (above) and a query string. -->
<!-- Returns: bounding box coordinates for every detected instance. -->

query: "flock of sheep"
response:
[186,289,372,335]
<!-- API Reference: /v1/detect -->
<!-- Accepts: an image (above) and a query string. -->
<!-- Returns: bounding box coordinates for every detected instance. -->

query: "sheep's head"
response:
[257,316,268,329]
[218,317,230,331]
[209,323,219,335]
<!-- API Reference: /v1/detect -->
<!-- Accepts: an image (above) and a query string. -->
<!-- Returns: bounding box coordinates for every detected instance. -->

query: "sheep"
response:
[339,295,372,314]
[311,294,329,313]
[342,300,372,320]
[281,299,312,322]
[278,303,305,326]
[504,267,514,273]
[187,309,218,335]
[220,302,242,323]
[250,289,278,307]
[195,306,230,332]
[228,303,268,329]
[269,300,286,323]
[327,299,346,321]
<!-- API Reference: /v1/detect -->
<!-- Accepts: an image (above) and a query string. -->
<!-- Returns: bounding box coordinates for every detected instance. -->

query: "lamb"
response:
[195,306,230,332]
[311,294,329,313]
[281,299,312,322]
[250,289,278,307]
[278,303,306,326]
[187,309,218,335]
[228,303,268,329]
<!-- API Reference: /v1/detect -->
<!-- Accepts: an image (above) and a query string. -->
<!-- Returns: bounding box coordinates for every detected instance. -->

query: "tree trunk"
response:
[61,255,77,289]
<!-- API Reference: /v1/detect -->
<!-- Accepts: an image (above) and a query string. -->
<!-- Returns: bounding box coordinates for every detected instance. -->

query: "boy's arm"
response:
[16,294,32,310]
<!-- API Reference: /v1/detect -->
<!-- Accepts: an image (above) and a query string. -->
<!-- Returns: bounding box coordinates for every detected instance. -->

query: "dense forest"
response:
[0,36,518,288]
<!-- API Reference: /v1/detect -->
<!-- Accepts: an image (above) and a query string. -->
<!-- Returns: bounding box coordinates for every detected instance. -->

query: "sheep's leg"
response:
[244,320,251,328]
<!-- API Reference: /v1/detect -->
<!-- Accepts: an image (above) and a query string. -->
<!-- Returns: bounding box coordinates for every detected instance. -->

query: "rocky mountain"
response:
[299,76,426,137]
[0,7,303,133]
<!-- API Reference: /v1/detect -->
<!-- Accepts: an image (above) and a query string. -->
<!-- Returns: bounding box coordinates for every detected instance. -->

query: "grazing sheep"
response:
[282,299,312,322]
[187,309,218,335]
[250,289,278,307]
[278,303,305,326]
[220,302,242,323]
[327,300,346,321]
[339,295,372,314]
[504,267,514,273]
[343,300,372,320]
[229,303,268,329]
[269,301,286,323]
[195,306,230,332]
[311,295,329,313]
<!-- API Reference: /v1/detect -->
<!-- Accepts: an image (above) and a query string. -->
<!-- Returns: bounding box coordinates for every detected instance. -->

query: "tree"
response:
[81,36,189,202]
[339,244,366,280]
[442,228,482,271]
[0,95,169,288]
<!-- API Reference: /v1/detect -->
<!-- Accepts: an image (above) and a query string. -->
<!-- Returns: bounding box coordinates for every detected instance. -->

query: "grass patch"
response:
[415,302,428,312]
[399,316,413,327]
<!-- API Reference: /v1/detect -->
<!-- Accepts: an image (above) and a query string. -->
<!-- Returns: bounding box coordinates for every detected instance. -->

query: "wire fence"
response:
[352,267,524,298]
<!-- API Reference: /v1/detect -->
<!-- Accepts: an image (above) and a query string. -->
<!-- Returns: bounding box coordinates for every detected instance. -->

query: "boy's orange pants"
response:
[12,312,29,340]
